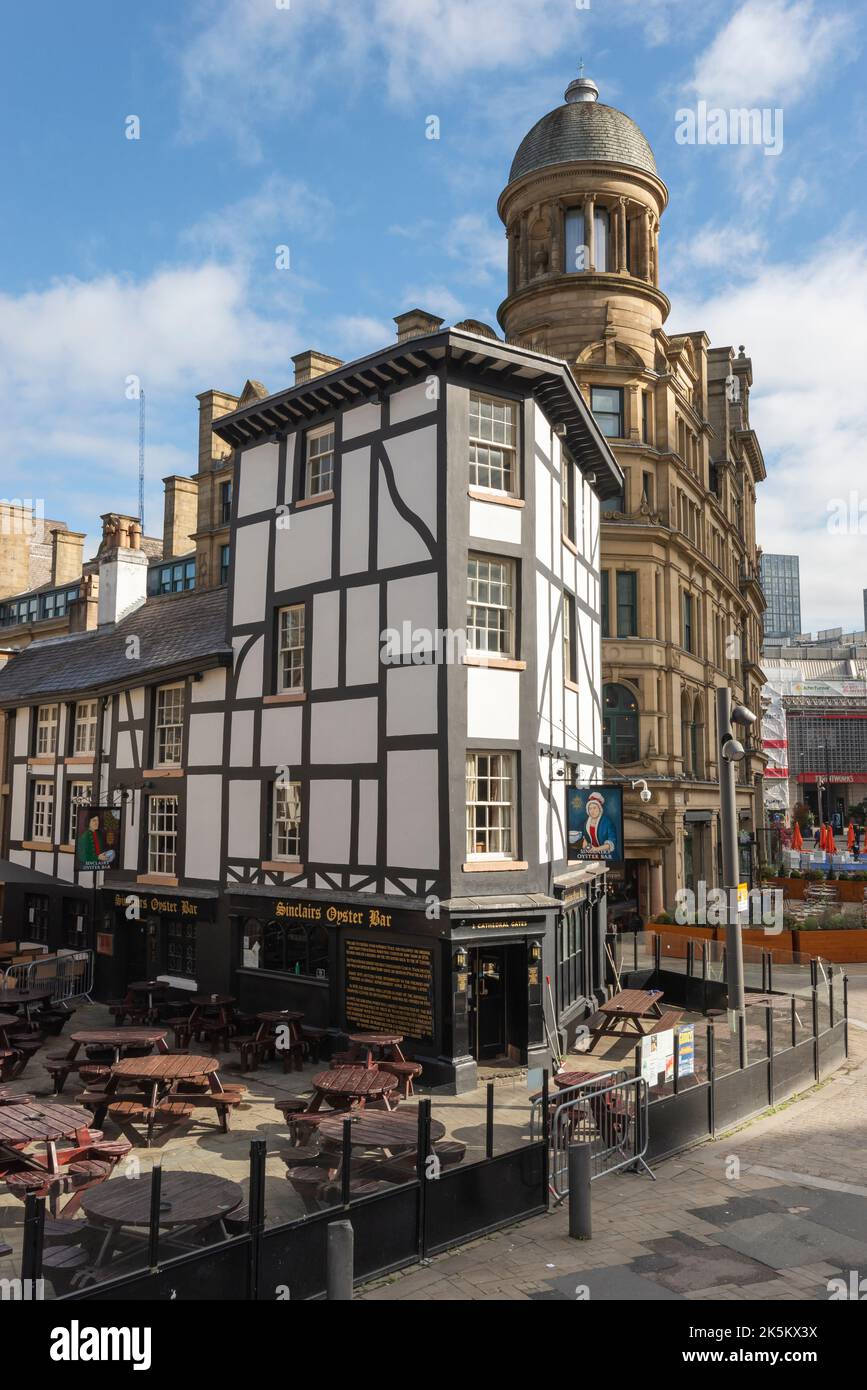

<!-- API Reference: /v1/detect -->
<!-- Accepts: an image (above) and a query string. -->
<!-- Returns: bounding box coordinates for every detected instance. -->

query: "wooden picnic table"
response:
[345,1032,407,1069]
[92,1054,224,1145]
[0,1100,93,1174]
[553,1069,599,1090]
[81,1171,243,1268]
[186,993,236,1046]
[49,1028,169,1095]
[0,988,53,1023]
[308,1067,398,1113]
[317,1109,445,1151]
[586,989,665,1051]
[243,1010,305,1070]
[0,1013,19,1051]
[127,980,169,1024]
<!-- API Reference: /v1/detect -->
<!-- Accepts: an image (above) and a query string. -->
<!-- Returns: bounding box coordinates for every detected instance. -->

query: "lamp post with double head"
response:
[716,686,757,1020]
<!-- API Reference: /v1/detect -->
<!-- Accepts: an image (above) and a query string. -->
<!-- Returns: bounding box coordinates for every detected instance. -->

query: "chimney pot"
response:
[393,309,445,342]
[292,349,344,385]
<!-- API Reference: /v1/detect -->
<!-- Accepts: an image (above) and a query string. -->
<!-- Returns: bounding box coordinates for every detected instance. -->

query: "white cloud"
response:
[445,213,507,284]
[183,175,334,265]
[329,314,394,355]
[686,0,854,107]
[670,238,867,632]
[398,284,467,322]
[667,223,766,278]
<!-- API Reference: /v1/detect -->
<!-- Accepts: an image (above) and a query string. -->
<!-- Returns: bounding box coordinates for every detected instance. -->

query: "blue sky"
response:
[1,0,865,631]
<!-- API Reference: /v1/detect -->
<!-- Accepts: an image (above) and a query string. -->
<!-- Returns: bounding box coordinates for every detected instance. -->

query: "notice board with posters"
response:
[343,936,435,1045]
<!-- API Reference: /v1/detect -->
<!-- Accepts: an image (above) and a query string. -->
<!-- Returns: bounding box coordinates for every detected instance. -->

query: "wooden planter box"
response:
[767,876,867,904]
[648,919,867,963]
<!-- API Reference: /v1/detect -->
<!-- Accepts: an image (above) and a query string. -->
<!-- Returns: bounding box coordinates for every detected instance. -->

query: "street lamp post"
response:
[716,686,757,1020]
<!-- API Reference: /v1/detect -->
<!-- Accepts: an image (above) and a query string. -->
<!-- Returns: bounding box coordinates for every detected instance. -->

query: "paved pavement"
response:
[360,1016,867,1301]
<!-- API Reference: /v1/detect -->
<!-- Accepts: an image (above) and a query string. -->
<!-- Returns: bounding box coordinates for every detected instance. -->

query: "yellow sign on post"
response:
[737,882,749,917]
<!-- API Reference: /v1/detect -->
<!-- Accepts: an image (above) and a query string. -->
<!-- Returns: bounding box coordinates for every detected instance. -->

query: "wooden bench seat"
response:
[378,1061,422,1098]
[646,1009,684,1034]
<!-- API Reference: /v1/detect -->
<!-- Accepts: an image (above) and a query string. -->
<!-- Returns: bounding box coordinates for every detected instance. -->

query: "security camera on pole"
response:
[715,686,756,1024]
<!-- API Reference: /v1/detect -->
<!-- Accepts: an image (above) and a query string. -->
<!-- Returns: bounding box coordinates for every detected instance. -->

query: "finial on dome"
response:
[565,62,599,104]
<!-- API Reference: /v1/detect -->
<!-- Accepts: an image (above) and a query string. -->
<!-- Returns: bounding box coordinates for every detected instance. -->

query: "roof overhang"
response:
[211,328,624,500]
[0,649,231,712]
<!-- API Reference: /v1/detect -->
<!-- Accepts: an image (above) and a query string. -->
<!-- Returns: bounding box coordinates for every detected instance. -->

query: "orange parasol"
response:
[791,822,803,851]
[819,824,828,851]
[847,822,855,851]
[827,826,837,855]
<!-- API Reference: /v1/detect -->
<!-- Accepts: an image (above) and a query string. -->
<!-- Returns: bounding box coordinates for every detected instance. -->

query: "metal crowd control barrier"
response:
[548,1074,652,1201]
[1,949,93,1003]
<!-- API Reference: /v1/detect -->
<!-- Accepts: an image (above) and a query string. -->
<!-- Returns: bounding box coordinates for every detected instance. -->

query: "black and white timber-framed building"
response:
[0,320,623,1090]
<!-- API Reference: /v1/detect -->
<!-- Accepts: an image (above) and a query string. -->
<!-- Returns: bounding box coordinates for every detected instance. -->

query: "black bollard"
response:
[568,1143,592,1240]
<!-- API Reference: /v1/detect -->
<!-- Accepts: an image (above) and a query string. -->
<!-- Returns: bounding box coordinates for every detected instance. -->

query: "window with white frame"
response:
[148,795,178,875]
[155,684,184,766]
[564,593,577,684]
[272,781,302,861]
[35,704,58,756]
[31,779,54,841]
[277,605,305,692]
[466,752,516,859]
[466,555,515,657]
[469,393,518,495]
[66,780,92,843]
[73,700,98,755]
[305,424,335,497]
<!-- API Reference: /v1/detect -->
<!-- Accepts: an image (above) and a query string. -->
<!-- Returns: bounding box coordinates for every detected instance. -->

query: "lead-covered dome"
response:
[509,75,658,184]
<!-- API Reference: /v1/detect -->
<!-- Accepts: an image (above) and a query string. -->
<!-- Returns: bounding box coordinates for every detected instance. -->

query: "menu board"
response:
[344,938,435,1043]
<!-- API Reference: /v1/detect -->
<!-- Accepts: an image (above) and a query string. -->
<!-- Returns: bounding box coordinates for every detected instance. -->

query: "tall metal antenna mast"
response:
[138,389,146,531]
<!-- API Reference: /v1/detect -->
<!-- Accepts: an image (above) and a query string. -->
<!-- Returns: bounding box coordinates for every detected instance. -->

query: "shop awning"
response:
[0,858,72,889]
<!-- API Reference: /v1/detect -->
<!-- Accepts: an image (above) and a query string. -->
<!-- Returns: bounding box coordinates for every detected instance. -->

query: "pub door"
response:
[121,915,157,987]
[468,944,528,1062]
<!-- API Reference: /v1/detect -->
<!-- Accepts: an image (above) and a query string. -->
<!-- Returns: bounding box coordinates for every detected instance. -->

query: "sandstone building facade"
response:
[497,74,766,916]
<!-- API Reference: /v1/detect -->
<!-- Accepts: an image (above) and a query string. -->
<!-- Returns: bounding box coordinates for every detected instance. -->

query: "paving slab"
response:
[713,1211,867,1271]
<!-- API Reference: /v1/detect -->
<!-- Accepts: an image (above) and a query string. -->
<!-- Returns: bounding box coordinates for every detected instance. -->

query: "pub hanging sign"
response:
[75,805,121,871]
[567,785,624,863]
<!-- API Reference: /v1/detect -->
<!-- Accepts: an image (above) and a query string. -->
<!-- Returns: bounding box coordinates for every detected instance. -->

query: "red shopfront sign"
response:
[796,773,864,784]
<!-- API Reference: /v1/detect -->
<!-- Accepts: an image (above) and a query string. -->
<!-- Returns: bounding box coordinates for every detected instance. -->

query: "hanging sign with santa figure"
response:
[567,785,624,863]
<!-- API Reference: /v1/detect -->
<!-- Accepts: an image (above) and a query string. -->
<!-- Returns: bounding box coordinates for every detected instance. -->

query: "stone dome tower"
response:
[497,72,669,368]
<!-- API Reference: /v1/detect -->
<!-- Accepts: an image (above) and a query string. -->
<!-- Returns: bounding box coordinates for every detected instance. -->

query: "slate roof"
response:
[0,586,230,705]
[509,100,658,184]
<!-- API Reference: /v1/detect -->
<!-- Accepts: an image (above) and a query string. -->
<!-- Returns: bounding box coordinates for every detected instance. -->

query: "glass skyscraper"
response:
[760,553,802,638]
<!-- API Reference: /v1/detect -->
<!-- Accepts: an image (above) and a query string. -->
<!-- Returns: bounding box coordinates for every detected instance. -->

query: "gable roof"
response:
[0,586,230,706]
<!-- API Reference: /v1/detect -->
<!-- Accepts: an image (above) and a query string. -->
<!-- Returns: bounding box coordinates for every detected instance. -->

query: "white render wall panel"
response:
[377,471,429,570]
[56,854,75,883]
[233,521,270,625]
[389,380,437,425]
[192,668,226,704]
[274,506,332,591]
[342,402,381,441]
[129,688,145,720]
[13,711,29,757]
[386,750,439,869]
[312,591,340,689]
[386,664,438,736]
[238,442,279,518]
[357,780,378,865]
[116,729,135,770]
[340,447,370,576]
[229,780,261,859]
[188,712,224,767]
[10,765,26,839]
[123,792,141,870]
[260,705,303,770]
[467,667,521,741]
[234,635,263,699]
[386,572,438,638]
[468,498,522,546]
[185,775,222,880]
[310,699,377,765]
[345,585,380,687]
[308,779,352,865]
[383,425,437,539]
[35,852,54,876]
[230,710,255,767]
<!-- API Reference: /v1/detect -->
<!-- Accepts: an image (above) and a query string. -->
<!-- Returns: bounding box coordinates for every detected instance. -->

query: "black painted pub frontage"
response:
[1,866,608,1092]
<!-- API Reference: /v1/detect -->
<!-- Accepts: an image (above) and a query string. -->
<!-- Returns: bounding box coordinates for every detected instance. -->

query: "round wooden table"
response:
[346,1032,406,1068]
[0,988,53,1023]
[317,1109,445,1150]
[81,1171,243,1268]
[0,1100,92,1148]
[110,1054,220,1085]
[553,1069,599,1090]
[310,1066,398,1112]
[0,1012,19,1050]
[70,1028,168,1052]
[128,980,169,1023]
